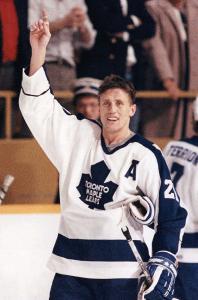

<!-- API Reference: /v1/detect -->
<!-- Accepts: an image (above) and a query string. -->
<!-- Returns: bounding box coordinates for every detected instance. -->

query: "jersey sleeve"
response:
[137,146,187,256]
[19,67,96,172]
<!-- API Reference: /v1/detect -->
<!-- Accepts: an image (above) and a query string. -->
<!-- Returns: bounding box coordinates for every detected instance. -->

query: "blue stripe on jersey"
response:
[50,274,138,299]
[52,234,150,262]
[180,136,198,147]
[132,135,187,255]
[101,134,137,154]
[181,232,198,248]
[175,262,198,300]
[62,107,72,115]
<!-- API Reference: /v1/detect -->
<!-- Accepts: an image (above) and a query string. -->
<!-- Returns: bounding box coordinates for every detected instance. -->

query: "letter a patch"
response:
[125,159,139,180]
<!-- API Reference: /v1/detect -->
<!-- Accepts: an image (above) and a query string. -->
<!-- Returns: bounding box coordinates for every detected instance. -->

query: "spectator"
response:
[141,0,198,138]
[0,0,30,138]
[77,0,155,79]
[28,0,96,90]
[163,96,198,300]
[73,77,101,120]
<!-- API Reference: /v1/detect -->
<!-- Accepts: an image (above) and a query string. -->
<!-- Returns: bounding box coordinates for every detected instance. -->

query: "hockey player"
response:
[19,14,187,300]
[164,97,198,300]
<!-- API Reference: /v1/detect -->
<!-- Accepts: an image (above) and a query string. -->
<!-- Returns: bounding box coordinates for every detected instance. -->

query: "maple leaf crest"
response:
[77,161,118,210]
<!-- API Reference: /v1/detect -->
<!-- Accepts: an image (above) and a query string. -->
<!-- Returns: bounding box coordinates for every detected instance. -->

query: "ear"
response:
[129,104,136,117]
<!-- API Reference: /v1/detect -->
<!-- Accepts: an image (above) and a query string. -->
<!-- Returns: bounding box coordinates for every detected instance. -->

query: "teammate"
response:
[19,14,187,300]
[164,97,198,300]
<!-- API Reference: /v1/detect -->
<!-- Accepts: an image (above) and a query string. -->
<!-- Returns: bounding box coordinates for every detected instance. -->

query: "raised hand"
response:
[29,11,51,76]
[30,11,51,50]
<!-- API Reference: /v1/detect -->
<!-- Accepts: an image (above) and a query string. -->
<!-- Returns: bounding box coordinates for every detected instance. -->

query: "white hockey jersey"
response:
[19,67,187,279]
[164,138,198,263]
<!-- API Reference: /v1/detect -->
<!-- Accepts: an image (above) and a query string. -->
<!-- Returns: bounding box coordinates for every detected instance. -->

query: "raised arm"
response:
[29,11,51,75]
[19,13,95,171]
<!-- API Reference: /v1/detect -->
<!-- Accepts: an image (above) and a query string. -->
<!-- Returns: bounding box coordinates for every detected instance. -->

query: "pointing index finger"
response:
[42,10,48,22]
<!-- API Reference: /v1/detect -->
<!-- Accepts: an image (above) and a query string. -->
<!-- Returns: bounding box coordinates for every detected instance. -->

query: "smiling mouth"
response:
[107,117,119,121]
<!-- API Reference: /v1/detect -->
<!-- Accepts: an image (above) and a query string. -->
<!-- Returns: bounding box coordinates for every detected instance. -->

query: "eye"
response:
[102,101,109,106]
[116,100,123,106]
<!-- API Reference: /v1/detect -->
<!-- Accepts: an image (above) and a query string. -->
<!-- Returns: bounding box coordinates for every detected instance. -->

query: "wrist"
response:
[163,78,175,88]
[29,50,46,76]
[153,250,177,263]
[31,46,46,53]
[31,51,46,65]
[148,251,178,276]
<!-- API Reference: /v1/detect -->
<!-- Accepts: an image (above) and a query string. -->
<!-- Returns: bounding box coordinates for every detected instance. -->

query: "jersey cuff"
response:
[21,66,50,97]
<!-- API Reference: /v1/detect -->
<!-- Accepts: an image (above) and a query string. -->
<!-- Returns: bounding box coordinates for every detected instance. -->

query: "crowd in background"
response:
[0,0,198,138]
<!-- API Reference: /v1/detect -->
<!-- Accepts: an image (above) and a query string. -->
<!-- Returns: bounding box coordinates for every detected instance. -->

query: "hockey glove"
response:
[138,251,177,300]
[128,195,154,225]
[104,195,155,226]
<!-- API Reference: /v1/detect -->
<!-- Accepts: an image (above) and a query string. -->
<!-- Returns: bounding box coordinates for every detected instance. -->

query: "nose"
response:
[109,102,117,113]
[84,106,92,118]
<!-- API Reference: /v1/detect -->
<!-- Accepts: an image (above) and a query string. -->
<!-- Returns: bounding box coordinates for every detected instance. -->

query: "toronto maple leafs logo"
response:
[77,161,118,210]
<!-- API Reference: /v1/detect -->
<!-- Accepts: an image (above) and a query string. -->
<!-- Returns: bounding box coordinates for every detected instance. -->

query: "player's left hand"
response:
[138,251,177,300]
[30,11,51,50]
[128,195,154,225]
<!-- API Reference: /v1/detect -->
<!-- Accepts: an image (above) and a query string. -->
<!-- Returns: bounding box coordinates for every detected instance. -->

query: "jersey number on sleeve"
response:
[170,162,184,188]
[164,179,179,201]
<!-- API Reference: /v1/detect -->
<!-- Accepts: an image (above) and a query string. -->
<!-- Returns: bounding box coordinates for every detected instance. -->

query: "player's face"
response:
[99,88,136,135]
[76,96,99,120]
